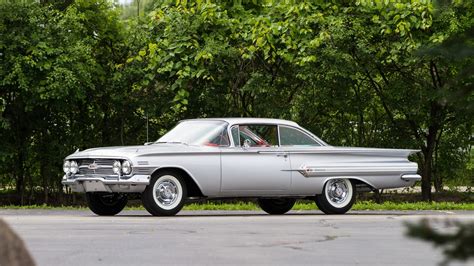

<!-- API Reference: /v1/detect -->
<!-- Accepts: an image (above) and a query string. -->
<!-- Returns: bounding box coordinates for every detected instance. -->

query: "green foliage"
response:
[0,0,142,203]
[135,1,472,200]
[0,0,472,204]
[0,1,99,201]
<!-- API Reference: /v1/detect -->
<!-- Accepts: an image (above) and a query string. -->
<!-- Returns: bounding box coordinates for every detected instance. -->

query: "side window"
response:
[279,126,320,146]
[239,125,278,147]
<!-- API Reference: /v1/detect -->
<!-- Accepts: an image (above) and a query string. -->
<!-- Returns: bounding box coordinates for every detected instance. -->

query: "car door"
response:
[220,124,291,196]
[278,125,325,195]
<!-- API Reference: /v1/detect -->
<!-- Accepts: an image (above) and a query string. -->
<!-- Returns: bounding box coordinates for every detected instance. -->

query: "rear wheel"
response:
[142,171,187,216]
[257,198,296,215]
[315,179,355,214]
[86,193,128,216]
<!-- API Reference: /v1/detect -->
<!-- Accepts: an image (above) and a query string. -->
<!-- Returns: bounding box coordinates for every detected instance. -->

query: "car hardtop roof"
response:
[180,118,300,127]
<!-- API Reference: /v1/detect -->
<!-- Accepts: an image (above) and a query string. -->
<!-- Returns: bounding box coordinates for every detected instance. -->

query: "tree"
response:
[0,0,133,204]
[291,0,473,200]
[0,1,95,203]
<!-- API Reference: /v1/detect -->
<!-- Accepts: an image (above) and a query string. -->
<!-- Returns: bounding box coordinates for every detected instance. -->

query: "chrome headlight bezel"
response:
[112,160,122,174]
[63,161,71,174]
[70,160,78,174]
[121,160,132,175]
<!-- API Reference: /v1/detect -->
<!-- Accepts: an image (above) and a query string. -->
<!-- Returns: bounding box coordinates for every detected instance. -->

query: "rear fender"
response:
[318,176,376,194]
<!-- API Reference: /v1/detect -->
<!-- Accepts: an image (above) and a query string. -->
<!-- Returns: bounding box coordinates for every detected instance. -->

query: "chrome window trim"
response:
[217,122,231,147]
[229,125,240,147]
[277,125,282,147]
[226,122,327,148]
[227,123,280,148]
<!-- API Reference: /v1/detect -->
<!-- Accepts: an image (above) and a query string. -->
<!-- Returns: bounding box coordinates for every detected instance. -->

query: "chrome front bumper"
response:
[62,174,150,193]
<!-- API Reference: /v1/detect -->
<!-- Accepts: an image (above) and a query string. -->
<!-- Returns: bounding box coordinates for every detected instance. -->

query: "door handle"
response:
[276,153,288,158]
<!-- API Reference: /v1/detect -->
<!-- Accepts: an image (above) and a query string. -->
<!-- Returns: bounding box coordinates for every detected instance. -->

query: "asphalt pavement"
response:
[1,209,473,266]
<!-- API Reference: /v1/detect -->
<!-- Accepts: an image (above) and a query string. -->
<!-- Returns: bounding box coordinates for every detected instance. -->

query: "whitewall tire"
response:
[315,179,356,214]
[142,171,187,216]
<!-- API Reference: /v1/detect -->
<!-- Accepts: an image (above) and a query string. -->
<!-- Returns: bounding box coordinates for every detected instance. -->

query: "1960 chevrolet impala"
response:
[62,118,421,216]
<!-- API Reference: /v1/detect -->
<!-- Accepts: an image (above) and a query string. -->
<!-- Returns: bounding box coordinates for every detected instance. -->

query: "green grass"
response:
[1,201,473,211]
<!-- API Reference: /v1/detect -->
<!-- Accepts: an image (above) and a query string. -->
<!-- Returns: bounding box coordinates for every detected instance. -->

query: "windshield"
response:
[156,120,230,146]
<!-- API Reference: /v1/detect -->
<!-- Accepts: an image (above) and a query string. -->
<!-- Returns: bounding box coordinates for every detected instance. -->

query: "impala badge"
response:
[88,162,99,170]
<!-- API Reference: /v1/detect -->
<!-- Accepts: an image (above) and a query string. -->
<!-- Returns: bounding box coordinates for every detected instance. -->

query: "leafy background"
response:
[0,0,472,204]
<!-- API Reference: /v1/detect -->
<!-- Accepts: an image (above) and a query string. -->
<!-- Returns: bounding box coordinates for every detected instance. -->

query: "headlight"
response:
[63,161,71,174]
[112,160,121,174]
[121,161,132,175]
[70,161,78,174]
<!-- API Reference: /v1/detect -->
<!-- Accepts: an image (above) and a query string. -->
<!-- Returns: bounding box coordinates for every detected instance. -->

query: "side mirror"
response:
[144,142,153,146]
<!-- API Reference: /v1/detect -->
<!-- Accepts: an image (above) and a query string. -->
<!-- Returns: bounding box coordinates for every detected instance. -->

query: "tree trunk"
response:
[40,161,49,205]
[373,189,383,203]
[420,155,432,201]
[39,130,49,205]
[421,122,440,201]
[16,151,25,206]
[26,170,33,205]
[433,129,443,192]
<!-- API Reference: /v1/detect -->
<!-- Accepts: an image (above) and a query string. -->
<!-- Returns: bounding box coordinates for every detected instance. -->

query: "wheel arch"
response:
[151,166,205,198]
[319,176,376,194]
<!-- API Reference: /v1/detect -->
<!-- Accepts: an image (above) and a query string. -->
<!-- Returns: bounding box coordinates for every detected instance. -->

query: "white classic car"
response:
[62,118,421,216]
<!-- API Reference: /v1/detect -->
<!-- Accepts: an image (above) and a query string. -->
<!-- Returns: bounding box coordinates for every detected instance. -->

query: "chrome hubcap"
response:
[326,179,350,205]
[155,180,178,206]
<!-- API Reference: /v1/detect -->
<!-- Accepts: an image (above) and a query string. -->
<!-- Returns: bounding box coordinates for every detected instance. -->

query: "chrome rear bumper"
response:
[400,174,421,181]
[62,174,150,193]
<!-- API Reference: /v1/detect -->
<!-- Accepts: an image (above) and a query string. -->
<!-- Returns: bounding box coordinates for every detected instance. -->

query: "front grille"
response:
[77,159,116,175]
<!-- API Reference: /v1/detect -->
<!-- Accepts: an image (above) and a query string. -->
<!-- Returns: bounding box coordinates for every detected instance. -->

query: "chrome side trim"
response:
[298,165,418,177]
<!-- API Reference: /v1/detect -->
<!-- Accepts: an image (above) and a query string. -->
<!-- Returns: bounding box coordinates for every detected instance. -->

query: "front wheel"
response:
[257,198,296,215]
[86,193,128,216]
[142,171,187,216]
[315,179,356,214]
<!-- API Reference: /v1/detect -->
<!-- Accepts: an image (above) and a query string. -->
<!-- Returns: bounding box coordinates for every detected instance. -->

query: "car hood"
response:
[65,144,207,160]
